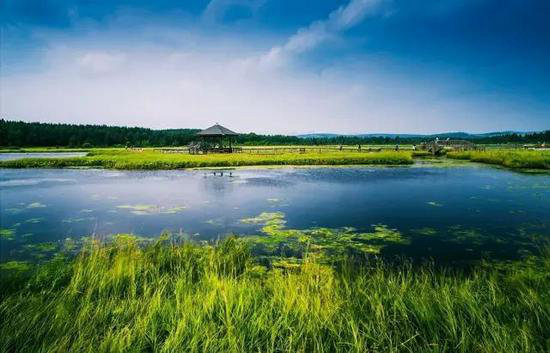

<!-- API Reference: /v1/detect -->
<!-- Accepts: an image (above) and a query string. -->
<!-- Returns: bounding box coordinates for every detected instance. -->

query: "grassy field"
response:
[1,236,549,353]
[447,149,550,169]
[0,149,413,169]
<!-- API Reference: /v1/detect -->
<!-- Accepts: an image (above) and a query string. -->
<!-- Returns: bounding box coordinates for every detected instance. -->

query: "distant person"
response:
[395,144,399,151]
[358,144,361,151]
[412,144,416,151]
[339,145,343,151]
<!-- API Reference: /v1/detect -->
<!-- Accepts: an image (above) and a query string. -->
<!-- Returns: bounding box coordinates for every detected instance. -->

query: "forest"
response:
[1,119,549,147]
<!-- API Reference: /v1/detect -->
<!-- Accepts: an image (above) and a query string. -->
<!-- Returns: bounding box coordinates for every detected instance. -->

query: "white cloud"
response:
[78,51,127,76]
[258,0,387,69]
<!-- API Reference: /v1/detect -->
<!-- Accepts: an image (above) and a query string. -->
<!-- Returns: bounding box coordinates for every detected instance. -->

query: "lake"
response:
[1,165,549,264]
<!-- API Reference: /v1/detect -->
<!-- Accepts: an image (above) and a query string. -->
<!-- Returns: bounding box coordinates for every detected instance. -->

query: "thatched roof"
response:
[196,124,238,136]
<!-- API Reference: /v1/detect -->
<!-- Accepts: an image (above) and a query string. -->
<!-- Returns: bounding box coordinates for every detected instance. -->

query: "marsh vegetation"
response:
[448,149,550,170]
[0,149,413,169]
[1,235,550,353]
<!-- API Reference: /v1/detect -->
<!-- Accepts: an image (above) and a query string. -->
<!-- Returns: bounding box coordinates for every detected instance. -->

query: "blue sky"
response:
[1,0,549,134]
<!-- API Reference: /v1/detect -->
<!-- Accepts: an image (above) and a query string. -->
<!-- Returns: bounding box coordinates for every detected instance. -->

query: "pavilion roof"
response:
[196,124,238,136]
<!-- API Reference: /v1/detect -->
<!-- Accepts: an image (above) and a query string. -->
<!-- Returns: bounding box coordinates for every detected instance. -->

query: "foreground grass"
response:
[448,149,550,169]
[1,236,550,353]
[0,149,413,169]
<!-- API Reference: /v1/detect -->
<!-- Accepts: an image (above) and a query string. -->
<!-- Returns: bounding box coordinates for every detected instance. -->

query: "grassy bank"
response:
[1,236,549,353]
[448,149,550,169]
[0,149,413,169]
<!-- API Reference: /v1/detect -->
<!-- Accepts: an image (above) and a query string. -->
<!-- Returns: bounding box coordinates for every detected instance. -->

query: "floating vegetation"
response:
[412,227,438,236]
[446,226,488,246]
[63,238,78,251]
[5,207,24,214]
[427,201,443,207]
[79,209,94,213]
[241,212,286,225]
[0,260,31,272]
[62,216,96,223]
[163,206,187,214]
[0,228,15,240]
[116,204,187,215]
[205,218,224,227]
[240,212,409,259]
[26,202,46,209]
[24,242,58,253]
[117,204,156,212]
[24,217,46,224]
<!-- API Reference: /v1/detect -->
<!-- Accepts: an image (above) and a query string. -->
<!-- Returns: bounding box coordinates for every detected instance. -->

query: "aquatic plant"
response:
[240,212,409,259]
[1,237,550,352]
[0,261,32,272]
[0,149,414,170]
[26,202,46,208]
[448,149,550,169]
[0,228,15,240]
[116,204,187,215]
[24,217,46,224]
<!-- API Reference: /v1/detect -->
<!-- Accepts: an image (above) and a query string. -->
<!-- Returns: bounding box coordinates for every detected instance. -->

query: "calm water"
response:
[0,152,87,161]
[1,166,549,263]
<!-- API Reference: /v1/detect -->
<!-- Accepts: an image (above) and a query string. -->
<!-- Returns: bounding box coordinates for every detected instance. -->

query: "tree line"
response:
[1,119,548,147]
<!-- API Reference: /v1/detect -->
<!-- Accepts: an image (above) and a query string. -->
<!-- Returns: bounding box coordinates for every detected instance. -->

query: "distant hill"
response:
[296,131,533,139]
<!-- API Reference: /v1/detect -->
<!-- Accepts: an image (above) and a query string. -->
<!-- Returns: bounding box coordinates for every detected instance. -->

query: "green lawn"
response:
[1,236,549,353]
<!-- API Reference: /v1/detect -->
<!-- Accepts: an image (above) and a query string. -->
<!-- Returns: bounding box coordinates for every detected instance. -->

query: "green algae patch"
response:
[0,261,32,272]
[27,202,46,209]
[5,207,25,214]
[0,228,15,240]
[241,212,285,225]
[240,212,409,259]
[21,242,61,260]
[24,242,58,253]
[163,206,187,214]
[412,227,438,236]
[62,216,96,223]
[205,218,224,226]
[427,201,443,207]
[24,217,46,224]
[117,204,187,215]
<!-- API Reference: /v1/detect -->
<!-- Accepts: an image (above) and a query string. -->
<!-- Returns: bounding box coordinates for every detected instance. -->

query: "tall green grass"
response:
[0,149,413,169]
[2,236,550,353]
[448,149,550,169]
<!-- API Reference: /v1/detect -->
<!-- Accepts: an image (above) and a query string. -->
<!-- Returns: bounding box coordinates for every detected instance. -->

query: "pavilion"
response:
[191,123,239,154]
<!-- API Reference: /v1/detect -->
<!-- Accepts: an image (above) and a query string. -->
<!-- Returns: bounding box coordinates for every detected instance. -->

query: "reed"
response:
[1,236,549,353]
